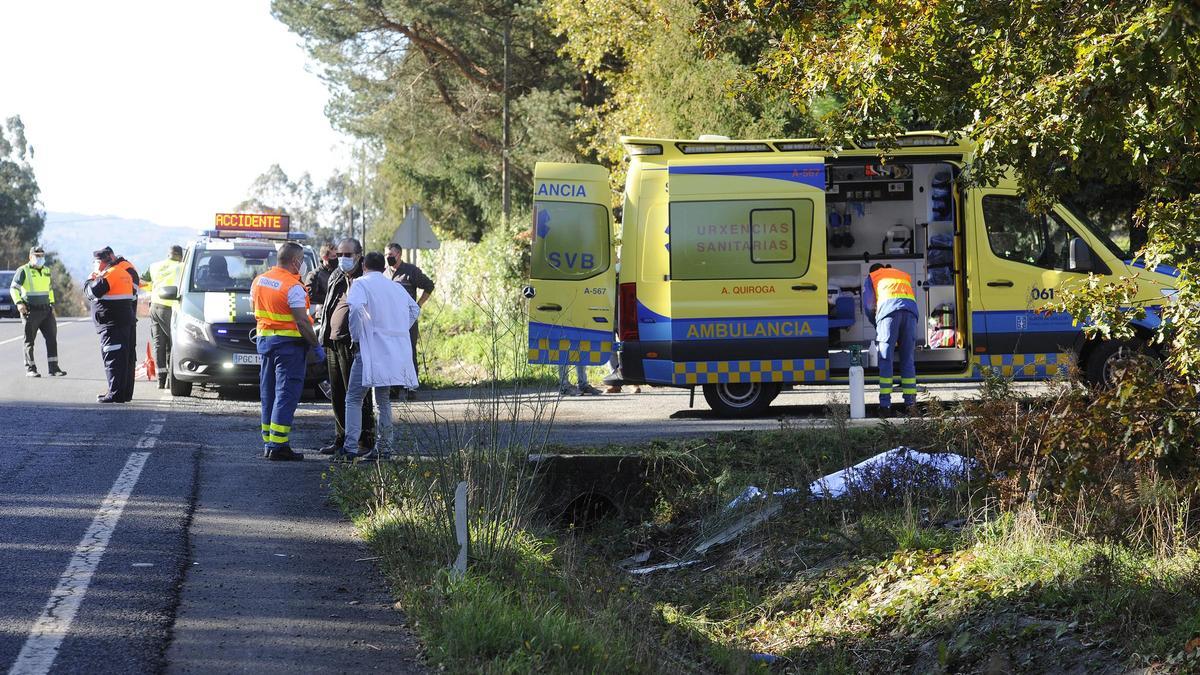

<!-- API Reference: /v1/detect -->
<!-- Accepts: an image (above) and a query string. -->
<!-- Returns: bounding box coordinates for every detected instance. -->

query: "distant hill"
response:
[41,212,197,279]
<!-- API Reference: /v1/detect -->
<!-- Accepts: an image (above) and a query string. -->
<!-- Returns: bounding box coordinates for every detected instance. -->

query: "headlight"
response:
[179,312,213,344]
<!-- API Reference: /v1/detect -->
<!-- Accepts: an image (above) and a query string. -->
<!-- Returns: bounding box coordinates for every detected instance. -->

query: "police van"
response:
[162,214,324,397]
[526,132,1179,417]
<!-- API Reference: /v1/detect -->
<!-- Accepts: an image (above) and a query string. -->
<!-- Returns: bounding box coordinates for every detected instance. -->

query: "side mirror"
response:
[159,285,180,301]
[1068,238,1093,273]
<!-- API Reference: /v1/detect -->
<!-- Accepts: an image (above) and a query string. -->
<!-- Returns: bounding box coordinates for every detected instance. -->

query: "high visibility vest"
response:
[251,266,311,338]
[99,260,138,301]
[9,263,55,306]
[144,258,183,308]
[869,267,918,319]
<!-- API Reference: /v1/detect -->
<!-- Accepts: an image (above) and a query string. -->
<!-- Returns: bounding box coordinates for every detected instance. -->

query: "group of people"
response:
[255,238,433,461]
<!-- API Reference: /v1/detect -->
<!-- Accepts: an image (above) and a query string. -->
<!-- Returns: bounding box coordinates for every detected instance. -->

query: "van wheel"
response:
[1085,339,1156,388]
[702,382,780,418]
[168,367,192,397]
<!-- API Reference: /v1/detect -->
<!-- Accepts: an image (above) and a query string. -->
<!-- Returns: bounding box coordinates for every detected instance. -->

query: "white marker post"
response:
[452,481,468,578]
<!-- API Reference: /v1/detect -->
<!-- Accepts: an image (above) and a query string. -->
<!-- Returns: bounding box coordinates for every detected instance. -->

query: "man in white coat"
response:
[340,251,421,460]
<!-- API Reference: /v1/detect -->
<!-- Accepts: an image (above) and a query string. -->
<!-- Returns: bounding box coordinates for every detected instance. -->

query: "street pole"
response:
[501,13,511,228]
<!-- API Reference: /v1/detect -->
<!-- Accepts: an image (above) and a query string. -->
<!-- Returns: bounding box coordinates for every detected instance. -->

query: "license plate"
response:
[0,304,10,311]
[233,353,262,366]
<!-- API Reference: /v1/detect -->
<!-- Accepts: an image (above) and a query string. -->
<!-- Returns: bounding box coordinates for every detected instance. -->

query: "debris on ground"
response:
[809,446,973,499]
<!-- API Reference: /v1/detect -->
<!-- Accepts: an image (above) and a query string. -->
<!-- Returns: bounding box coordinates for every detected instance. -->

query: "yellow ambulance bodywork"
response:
[528,133,1177,414]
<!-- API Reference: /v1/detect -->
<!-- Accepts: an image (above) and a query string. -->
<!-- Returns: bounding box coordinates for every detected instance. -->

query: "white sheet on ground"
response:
[809,446,972,499]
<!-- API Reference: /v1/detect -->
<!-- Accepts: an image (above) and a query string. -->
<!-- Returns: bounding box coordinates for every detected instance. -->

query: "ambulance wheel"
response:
[1085,339,1156,388]
[703,382,780,418]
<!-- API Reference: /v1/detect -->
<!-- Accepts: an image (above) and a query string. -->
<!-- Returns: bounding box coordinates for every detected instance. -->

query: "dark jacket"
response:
[318,261,363,346]
[389,261,434,300]
[85,257,139,331]
[305,263,335,314]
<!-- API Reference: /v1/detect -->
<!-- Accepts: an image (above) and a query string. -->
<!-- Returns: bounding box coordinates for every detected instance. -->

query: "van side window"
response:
[670,199,814,280]
[531,201,610,281]
[982,196,1074,270]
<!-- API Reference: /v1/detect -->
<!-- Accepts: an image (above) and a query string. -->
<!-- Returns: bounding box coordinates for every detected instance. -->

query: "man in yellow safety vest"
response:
[140,245,184,388]
[10,245,66,378]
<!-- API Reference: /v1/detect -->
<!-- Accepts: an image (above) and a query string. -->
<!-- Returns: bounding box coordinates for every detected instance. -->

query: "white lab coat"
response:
[347,271,421,388]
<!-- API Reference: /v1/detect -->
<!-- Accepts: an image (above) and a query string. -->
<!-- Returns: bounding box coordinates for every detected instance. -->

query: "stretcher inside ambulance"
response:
[526,133,1177,417]
[166,222,323,397]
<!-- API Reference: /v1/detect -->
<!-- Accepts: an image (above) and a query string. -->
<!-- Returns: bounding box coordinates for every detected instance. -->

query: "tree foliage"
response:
[235,163,367,244]
[0,116,45,261]
[700,0,1200,374]
[271,0,584,241]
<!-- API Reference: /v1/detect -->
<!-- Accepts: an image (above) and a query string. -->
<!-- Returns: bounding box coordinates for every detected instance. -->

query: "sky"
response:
[0,0,349,231]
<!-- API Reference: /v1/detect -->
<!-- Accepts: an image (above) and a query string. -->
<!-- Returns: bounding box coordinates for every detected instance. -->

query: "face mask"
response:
[386,255,396,267]
[33,256,45,267]
[324,258,336,269]
[338,256,355,272]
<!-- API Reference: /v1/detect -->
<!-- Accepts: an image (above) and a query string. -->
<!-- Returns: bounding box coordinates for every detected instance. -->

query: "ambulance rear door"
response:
[666,158,829,387]
[527,162,617,368]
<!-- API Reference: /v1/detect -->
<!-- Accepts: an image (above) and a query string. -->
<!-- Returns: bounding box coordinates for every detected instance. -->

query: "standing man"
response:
[863,263,919,416]
[140,245,183,388]
[341,252,421,461]
[84,247,139,403]
[10,245,66,378]
[250,241,323,461]
[304,242,337,319]
[316,238,375,455]
[386,242,434,400]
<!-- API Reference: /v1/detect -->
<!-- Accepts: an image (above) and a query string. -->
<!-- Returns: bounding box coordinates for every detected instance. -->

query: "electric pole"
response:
[501,12,511,228]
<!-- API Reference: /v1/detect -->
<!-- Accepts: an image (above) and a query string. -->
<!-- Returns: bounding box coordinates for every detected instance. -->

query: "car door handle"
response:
[987,280,1014,287]
[537,303,562,311]
[791,283,819,291]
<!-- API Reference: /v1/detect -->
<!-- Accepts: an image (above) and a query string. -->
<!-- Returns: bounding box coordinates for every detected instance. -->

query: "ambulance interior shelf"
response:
[823,161,967,374]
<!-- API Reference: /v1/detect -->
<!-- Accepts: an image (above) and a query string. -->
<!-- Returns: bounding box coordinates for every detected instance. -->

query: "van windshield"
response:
[189,246,278,293]
[1061,199,1131,260]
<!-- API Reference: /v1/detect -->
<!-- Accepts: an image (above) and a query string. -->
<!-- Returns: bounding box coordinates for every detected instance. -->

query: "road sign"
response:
[391,205,440,250]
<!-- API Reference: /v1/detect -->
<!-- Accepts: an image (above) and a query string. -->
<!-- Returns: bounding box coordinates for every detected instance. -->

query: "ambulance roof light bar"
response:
[200,229,309,241]
[676,141,773,154]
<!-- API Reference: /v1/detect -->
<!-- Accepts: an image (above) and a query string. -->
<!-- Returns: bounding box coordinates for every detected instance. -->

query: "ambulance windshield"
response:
[189,245,277,293]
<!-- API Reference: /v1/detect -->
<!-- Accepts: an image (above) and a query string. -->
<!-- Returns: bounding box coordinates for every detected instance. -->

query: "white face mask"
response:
[33,256,45,267]
[338,256,355,272]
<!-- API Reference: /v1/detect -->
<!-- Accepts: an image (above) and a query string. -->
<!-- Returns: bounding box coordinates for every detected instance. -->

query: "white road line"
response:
[8,452,151,675]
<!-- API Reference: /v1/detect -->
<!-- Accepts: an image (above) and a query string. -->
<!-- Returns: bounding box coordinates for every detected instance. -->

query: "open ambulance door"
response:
[665,158,828,417]
[526,162,617,372]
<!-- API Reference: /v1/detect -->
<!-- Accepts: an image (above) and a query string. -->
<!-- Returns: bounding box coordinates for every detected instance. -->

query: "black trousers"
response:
[100,320,137,401]
[327,340,374,448]
[149,304,172,380]
[22,306,58,371]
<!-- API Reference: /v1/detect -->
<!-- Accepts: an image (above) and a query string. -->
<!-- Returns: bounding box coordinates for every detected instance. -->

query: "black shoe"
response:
[267,447,304,461]
[894,403,910,416]
[97,395,118,403]
[354,449,380,462]
[877,406,893,419]
[26,370,40,378]
[319,442,341,455]
[405,390,417,402]
[332,449,358,462]
[48,368,66,377]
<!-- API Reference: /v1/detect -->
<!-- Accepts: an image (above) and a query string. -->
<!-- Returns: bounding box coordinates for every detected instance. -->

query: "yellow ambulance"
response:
[526,132,1177,417]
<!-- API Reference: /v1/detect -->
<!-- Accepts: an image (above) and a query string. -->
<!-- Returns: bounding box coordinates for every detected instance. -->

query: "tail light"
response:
[618,282,639,342]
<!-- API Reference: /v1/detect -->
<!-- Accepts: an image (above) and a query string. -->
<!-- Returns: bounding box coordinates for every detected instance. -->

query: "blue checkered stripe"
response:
[528,337,613,365]
[672,358,828,385]
[972,352,1072,379]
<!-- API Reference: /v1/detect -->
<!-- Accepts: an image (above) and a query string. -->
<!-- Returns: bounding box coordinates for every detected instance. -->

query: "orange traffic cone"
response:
[139,342,157,381]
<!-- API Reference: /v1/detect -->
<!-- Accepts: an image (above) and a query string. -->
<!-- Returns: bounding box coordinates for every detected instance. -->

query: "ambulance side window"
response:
[531,201,610,281]
[670,199,814,280]
[982,196,1075,270]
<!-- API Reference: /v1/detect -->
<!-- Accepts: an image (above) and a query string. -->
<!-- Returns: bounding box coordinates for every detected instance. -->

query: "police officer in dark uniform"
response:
[85,247,140,403]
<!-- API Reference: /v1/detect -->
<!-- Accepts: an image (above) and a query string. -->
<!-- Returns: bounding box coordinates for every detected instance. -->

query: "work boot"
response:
[267,446,304,461]
[319,441,341,455]
[48,367,66,377]
[26,368,39,378]
[157,375,167,389]
[354,449,380,462]
[877,406,893,419]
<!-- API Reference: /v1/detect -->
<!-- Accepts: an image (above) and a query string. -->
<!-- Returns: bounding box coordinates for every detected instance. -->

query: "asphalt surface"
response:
[0,316,423,674]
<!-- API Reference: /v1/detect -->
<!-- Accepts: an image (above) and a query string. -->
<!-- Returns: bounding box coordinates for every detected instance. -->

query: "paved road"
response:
[0,317,422,674]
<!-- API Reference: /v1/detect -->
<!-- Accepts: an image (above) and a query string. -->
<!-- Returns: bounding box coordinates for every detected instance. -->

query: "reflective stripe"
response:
[879,387,894,394]
[101,294,136,300]
[269,423,291,433]
[259,328,302,338]
[266,433,289,444]
[102,344,123,353]
[254,309,295,322]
